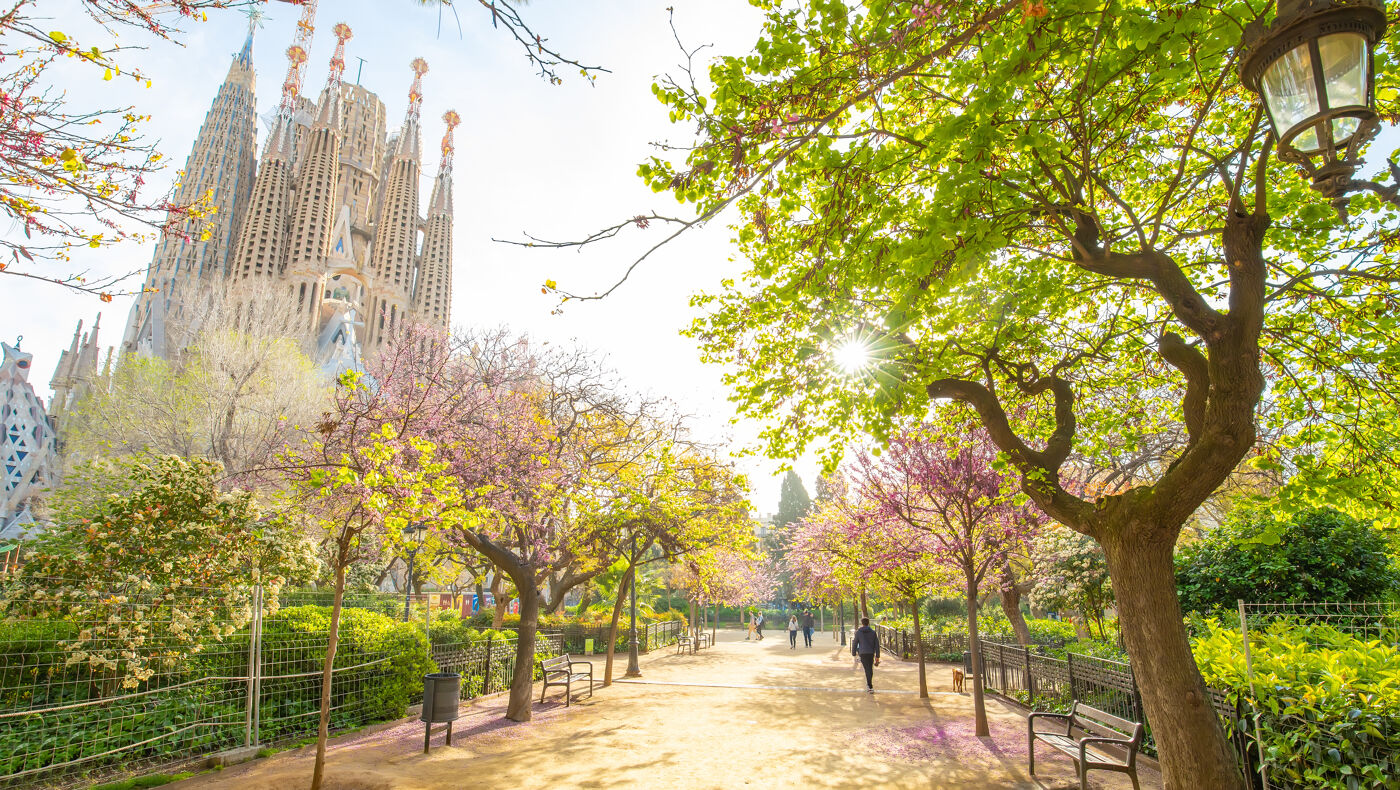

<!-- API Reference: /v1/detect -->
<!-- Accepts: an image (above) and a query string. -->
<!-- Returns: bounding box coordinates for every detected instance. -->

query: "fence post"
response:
[999,643,1008,692]
[1067,652,1076,701]
[484,635,494,695]
[243,585,260,748]
[1025,645,1035,700]
[1238,599,1271,790]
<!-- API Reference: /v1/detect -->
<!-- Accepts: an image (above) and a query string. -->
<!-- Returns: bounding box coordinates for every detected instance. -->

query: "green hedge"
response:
[0,604,432,785]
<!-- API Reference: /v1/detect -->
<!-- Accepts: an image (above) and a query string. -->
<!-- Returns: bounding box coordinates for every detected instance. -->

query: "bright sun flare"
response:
[835,340,871,373]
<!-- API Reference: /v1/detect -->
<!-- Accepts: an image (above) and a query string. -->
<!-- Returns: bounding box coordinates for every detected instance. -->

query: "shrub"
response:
[262,605,430,723]
[1194,618,1400,789]
[1175,506,1398,613]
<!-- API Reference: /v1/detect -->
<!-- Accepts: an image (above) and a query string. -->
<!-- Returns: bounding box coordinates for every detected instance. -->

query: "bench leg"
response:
[1027,739,1035,776]
[1129,772,1140,790]
[423,723,430,755]
[565,681,571,707]
[446,720,452,747]
[1078,764,1088,790]
[539,682,547,703]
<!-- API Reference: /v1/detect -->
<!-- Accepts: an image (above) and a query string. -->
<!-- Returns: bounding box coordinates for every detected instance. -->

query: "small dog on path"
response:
[952,668,965,693]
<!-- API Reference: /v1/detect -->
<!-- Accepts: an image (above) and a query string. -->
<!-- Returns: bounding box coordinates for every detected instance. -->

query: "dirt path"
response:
[172,629,1162,790]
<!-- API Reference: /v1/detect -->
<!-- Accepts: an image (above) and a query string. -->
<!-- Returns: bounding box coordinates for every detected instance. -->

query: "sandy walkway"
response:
[171,629,1162,790]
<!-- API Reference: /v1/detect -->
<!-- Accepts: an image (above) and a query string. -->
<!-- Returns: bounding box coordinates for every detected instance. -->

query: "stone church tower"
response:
[121,13,457,371]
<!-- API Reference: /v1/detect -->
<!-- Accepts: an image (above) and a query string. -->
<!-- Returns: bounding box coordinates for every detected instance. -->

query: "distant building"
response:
[120,15,458,372]
[1,340,57,540]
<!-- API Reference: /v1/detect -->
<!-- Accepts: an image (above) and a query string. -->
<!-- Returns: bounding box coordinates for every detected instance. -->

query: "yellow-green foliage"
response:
[1194,619,1400,789]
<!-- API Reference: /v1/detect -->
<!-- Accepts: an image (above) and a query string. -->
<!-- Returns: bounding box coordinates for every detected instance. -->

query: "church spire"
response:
[428,109,458,217]
[314,23,352,128]
[367,59,429,347]
[401,57,428,160]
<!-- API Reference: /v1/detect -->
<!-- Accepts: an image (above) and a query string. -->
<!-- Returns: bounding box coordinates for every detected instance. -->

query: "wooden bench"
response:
[676,634,693,654]
[537,654,593,707]
[1028,701,1143,790]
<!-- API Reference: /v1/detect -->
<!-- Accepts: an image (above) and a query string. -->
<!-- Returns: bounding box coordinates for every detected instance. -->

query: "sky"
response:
[0,0,826,511]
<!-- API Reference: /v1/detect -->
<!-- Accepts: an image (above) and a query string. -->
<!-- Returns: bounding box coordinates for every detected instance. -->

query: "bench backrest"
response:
[1070,702,1144,745]
[539,655,571,673]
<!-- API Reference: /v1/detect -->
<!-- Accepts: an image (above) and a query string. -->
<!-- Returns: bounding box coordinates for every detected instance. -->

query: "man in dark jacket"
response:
[851,617,880,691]
[801,610,816,647]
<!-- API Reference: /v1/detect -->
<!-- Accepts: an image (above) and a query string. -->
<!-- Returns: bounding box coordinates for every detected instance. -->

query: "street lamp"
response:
[403,522,426,622]
[1240,0,1390,215]
[624,531,642,678]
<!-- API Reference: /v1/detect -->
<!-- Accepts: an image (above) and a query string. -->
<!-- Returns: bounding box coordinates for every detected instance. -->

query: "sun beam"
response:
[835,339,871,374]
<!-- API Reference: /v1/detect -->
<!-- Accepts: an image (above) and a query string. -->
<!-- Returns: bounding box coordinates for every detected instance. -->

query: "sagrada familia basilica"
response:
[2,5,459,538]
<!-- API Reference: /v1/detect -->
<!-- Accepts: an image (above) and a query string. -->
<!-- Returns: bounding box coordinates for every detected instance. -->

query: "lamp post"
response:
[624,531,642,678]
[403,522,426,622]
[1240,0,1391,217]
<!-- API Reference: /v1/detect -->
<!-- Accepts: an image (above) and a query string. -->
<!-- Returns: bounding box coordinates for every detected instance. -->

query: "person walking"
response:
[851,617,881,692]
[754,611,765,640]
[787,614,800,648]
[801,609,816,647]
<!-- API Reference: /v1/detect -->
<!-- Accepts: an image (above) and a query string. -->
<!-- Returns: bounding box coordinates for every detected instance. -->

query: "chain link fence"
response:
[0,582,565,789]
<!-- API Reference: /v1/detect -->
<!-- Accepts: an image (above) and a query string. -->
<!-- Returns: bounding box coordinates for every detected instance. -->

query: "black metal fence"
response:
[977,639,1260,789]
[872,623,1066,661]
[545,621,683,656]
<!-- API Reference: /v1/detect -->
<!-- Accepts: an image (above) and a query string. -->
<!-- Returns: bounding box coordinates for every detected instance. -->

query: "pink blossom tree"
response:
[850,420,1043,735]
[789,497,948,697]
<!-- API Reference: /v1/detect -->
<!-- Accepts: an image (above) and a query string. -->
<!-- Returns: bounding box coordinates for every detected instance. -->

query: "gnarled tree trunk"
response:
[1103,528,1240,790]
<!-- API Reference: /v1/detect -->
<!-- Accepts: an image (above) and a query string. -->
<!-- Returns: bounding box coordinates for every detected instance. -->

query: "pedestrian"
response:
[755,611,765,640]
[801,609,815,647]
[851,617,880,692]
[746,610,756,641]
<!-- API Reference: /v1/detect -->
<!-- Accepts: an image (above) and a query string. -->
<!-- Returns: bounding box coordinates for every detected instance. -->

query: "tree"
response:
[850,421,1039,732]
[539,3,1400,784]
[1175,506,1399,613]
[1030,525,1114,640]
[775,470,812,527]
[579,440,755,684]
[789,495,948,698]
[64,285,327,476]
[2,454,317,691]
[0,0,235,297]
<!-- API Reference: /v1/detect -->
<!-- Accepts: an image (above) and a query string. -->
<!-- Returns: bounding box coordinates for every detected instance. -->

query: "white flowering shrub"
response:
[3,455,318,692]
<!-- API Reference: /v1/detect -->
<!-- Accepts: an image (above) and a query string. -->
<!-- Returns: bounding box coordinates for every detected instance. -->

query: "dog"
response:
[952,668,965,693]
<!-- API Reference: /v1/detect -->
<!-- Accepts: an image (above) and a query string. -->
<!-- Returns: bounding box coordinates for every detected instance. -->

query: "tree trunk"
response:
[577,584,592,618]
[711,602,717,645]
[491,573,510,628]
[859,587,869,619]
[1104,532,1243,790]
[966,570,987,737]
[309,561,346,790]
[1000,574,1031,647]
[504,583,539,722]
[912,594,927,699]
[602,567,633,687]
[689,599,698,653]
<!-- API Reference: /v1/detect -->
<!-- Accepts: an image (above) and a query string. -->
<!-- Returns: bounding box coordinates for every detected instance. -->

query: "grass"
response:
[90,772,195,790]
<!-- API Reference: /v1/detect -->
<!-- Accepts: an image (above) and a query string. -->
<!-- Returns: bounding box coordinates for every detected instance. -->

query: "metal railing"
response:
[871,623,1066,661]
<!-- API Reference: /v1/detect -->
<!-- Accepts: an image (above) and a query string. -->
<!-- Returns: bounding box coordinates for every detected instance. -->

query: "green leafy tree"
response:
[538,2,1400,784]
[775,470,812,527]
[1176,506,1398,613]
[3,454,318,691]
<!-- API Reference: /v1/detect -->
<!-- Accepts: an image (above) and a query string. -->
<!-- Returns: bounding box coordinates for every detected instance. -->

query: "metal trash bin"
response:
[421,672,461,752]
[962,651,973,676]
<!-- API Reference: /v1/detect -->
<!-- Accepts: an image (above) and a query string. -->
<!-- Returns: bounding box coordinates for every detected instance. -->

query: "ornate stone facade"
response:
[121,19,456,371]
[1,341,57,540]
